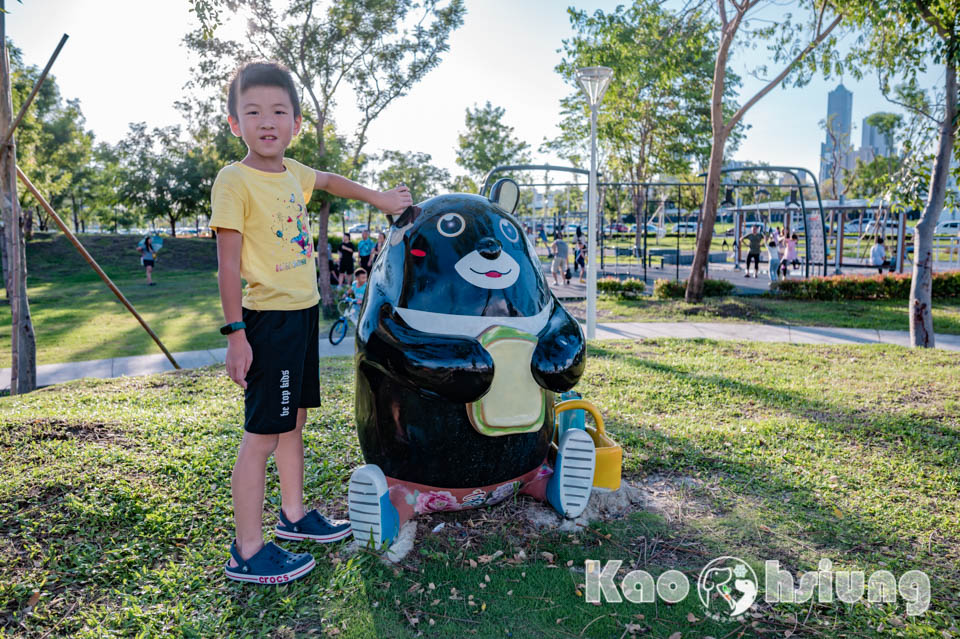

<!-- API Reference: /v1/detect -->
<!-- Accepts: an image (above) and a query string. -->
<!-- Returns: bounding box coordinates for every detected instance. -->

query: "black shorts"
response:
[746,253,760,269]
[143,259,154,268]
[241,304,321,434]
[340,258,354,274]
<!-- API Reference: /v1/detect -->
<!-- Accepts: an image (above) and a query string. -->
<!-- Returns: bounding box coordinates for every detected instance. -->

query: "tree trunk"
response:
[687,16,735,302]
[71,193,79,232]
[24,205,32,239]
[633,186,646,252]
[1,37,37,393]
[169,214,177,237]
[909,57,957,348]
[687,129,729,302]
[316,201,336,318]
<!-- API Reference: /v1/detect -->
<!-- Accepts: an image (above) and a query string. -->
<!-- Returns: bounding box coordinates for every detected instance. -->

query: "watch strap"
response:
[220,321,246,335]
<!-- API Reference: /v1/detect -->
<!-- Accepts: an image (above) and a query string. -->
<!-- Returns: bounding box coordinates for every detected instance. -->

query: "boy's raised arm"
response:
[217,229,252,389]
[314,171,412,214]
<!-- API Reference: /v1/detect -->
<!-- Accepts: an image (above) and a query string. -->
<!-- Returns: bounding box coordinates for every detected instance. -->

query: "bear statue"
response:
[347,179,596,547]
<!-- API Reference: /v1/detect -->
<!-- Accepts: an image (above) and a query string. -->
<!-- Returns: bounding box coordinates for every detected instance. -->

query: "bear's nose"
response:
[477,237,501,260]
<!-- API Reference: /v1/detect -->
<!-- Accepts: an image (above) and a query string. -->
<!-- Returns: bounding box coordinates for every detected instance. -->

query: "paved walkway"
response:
[3,321,958,391]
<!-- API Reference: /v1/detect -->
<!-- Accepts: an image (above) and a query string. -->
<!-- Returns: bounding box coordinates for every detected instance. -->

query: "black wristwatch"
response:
[220,321,246,335]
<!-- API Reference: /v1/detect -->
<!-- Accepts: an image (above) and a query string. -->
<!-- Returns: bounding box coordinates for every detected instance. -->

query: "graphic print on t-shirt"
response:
[271,191,314,272]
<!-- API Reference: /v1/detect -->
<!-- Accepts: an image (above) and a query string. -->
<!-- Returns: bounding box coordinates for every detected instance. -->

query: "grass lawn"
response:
[1,341,958,637]
[0,234,336,367]
[563,296,960,335]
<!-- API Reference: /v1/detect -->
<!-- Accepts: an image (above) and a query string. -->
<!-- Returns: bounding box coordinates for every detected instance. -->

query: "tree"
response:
[185,0,465,316]
[1,30,37,393]
[844,0,959,347]
[551,1,742,255]
[455,101,530,186]
[846,155,900,200]
[685,0,843,302]
[376,150,449,200]
[116,123,210,236]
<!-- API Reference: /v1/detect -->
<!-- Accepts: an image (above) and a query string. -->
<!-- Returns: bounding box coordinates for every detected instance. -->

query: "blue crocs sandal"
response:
[224,541,315,585]
[275,509,352,543]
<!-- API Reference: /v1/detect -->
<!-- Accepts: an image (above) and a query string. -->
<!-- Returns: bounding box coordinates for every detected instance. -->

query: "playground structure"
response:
[480,164,833,283]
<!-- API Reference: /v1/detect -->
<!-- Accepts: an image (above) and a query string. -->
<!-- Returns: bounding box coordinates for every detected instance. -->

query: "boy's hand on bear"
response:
[378,185,413,215]
[226,334,253,389]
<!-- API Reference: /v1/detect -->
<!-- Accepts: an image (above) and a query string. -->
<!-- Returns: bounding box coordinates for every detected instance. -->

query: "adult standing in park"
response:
[372,231,387,264]
[551,232,570,287]
[740,225,763,278]
[339,232,355,286]
[357,229,375,273]
[138,235,157,286]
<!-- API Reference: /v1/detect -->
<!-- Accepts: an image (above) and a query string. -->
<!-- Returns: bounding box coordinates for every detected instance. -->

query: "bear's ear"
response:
[391,205,420,228]
[490,178,519,214]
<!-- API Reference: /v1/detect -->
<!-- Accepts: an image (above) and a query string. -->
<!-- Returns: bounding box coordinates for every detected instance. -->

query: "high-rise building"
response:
[819,84,854,187]
[860,114,893,161]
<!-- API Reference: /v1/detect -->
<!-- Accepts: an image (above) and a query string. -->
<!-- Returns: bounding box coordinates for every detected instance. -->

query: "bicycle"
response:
[328,298,359,345]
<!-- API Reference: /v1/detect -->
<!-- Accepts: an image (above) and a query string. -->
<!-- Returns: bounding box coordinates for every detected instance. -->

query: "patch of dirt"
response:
[0,418,128,448]
[683,301,758,320]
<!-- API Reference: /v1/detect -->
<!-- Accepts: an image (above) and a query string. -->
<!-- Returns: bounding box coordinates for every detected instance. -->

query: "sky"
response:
[7,0,938,186]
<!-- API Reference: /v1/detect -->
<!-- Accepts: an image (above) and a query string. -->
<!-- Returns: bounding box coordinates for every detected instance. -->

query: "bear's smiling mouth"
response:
[470,268,511,279]
[454,250,520,289]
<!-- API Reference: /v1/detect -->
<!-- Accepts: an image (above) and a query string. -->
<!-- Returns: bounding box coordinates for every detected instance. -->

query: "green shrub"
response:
[597,277,646,298]
[653,278,735,299]
[313,235,344,253]
[770,271,960,301]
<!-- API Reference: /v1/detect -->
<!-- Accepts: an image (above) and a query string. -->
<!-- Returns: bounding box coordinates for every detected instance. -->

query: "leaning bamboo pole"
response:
[16,166,180,369]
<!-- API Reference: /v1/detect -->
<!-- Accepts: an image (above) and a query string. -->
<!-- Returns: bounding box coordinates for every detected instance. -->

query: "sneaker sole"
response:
[274,526,352,543]
[224,557,316,585]
[555,429,596,518]
[348,464,398,548]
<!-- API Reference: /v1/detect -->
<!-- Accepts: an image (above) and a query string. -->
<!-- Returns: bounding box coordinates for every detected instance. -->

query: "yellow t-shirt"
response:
[210,159,320,311]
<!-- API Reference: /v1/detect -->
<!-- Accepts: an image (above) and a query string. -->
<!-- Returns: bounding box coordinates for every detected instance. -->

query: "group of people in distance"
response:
[320,228,384,319]
[739,225,799,281]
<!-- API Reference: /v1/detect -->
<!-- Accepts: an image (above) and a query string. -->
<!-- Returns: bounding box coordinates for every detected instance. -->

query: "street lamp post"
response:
[576,66,612,340]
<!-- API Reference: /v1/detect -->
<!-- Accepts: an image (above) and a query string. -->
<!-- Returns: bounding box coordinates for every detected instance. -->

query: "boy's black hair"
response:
[354,268,367,277]
[227,62,301,120]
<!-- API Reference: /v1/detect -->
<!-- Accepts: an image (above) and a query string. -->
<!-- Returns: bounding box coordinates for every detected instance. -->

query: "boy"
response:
[210,62,411,584]
[347,268,367,323]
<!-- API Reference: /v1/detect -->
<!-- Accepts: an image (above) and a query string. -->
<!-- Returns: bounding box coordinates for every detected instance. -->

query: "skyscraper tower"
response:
[819,83,853,187]
[861,115,892,159]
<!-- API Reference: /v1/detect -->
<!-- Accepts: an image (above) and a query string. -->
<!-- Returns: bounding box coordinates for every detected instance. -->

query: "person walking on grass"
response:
[740,225,763,277]
[138,235,157,286]
[210,61,411,585]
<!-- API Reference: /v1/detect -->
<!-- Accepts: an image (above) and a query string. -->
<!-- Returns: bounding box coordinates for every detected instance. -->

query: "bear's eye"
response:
[499,219,519,243]
[437,213,465,238]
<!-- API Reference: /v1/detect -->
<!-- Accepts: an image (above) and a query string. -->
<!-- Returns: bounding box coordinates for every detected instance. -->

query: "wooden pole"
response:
[17,167,181,369]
